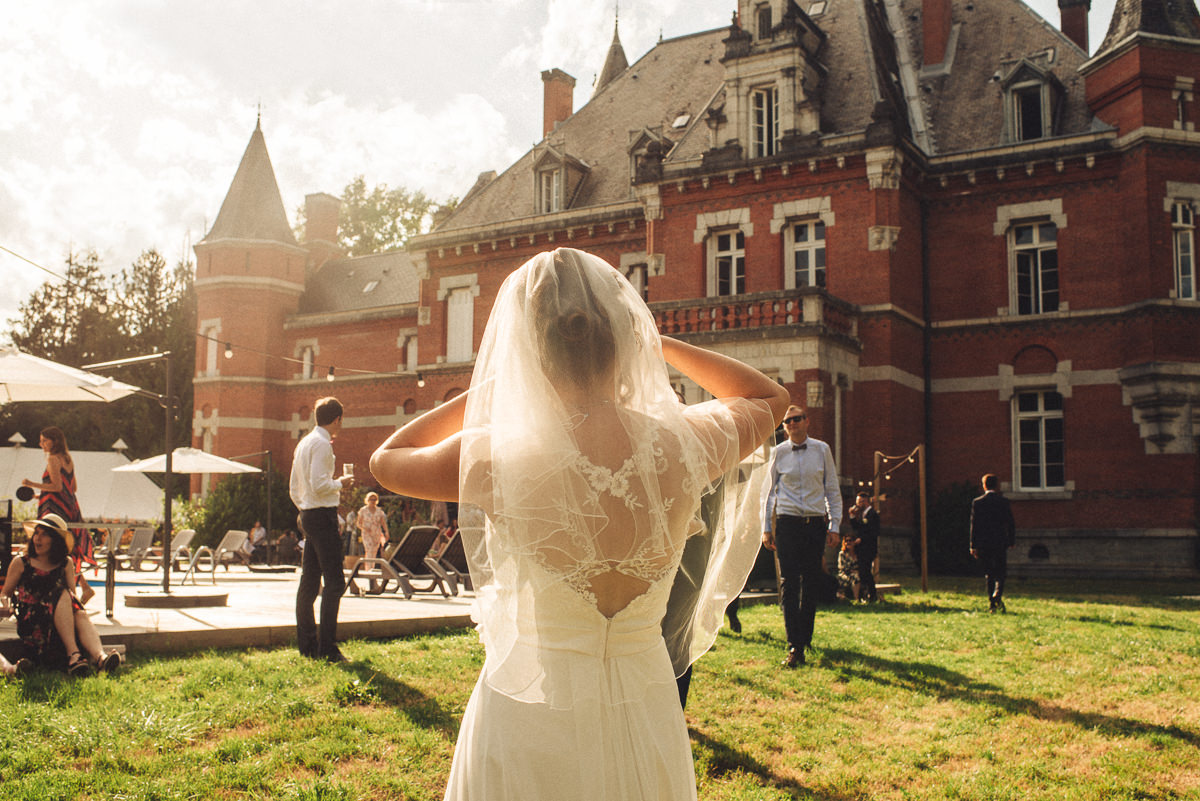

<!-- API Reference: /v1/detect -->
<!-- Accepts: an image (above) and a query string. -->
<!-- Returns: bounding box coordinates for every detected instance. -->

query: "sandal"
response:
[96,651,120,673]
[67,651,92,677]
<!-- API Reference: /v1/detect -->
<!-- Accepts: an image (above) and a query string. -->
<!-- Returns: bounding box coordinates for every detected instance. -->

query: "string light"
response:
[416,372,426,388]
[326,366,336,382]
[224,342,233,360]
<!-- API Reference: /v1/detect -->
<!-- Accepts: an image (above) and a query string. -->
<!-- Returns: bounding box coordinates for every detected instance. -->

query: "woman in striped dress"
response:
[22,426,95,605]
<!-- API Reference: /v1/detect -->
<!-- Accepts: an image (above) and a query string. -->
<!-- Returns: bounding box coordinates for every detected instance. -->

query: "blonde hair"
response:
[365,492,379,503]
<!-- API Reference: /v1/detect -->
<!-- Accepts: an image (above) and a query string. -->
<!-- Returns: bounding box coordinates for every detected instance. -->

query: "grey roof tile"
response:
[202,123,298,246]
[298,250,417,314]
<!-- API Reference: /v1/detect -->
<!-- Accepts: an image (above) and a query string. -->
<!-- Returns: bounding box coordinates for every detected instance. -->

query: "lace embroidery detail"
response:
[530,432,686,610]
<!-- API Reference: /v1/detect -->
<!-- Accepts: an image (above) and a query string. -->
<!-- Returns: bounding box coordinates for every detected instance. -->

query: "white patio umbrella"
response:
[113,447,261,474]
[0,346,140,403]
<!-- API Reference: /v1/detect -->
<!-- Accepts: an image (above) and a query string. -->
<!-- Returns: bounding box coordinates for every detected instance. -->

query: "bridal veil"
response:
[457,248,775,706]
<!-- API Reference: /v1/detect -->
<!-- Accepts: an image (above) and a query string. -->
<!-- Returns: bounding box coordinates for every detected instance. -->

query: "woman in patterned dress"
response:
[22,426,95,605]
[354,492,390,594]
[0,513,119,674]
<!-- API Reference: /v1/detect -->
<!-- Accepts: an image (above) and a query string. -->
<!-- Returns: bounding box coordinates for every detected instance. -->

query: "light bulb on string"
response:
[416,372,426,388]
[224,342,233,360]
[326,366,336,382]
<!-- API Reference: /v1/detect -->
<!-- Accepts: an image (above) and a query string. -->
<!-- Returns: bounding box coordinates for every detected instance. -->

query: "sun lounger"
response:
[424,526,472,594]
[140,529,196,572]
[181,529,249,585]
[111,527,156,571]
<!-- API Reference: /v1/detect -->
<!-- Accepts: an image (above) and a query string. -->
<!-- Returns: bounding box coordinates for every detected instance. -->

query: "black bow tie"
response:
[792,443,807,451]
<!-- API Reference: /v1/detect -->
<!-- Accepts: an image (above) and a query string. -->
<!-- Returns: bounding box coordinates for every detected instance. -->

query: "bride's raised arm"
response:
[369,391,468,502]
[660,336,790,458]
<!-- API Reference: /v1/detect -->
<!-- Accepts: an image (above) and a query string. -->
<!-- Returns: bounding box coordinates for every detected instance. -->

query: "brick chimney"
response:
[1059,0,1090,52]
[541,68,576,137]
[304,192,341,270]
[923,0,952,66]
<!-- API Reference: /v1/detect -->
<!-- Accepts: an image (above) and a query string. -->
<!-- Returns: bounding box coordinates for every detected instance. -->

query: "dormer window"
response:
[532,143,589,215]
[756,3,772,39]
[1012,83,1047,140]
[1000,60,1064,142]
[751,86,780,157]
[538,168,563,214]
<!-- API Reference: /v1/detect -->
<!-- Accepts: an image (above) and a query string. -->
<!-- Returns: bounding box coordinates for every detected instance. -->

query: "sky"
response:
[1,0,1117,330]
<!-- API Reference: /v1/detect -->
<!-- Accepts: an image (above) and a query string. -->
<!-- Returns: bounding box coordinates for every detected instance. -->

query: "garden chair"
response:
[181,530,249,585]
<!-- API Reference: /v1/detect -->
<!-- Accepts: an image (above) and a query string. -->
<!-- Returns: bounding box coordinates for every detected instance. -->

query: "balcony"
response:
[649,288,857,339]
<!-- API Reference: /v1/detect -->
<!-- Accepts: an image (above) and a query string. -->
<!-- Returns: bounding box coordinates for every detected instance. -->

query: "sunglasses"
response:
[783,414,807,424]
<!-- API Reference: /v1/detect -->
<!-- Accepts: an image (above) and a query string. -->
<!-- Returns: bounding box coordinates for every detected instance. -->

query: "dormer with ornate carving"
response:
[531,142,590,214]
[713,0,826,163]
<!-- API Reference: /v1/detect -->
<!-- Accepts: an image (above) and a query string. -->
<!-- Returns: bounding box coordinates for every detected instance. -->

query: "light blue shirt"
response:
[289,426,342,510]
[762,436,842,534]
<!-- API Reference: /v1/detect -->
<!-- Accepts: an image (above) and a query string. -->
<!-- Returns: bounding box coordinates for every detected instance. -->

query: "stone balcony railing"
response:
[649,289,857,339]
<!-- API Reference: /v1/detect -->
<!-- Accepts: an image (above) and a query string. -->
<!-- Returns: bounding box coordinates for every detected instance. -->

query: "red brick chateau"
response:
[193,0,1200,579]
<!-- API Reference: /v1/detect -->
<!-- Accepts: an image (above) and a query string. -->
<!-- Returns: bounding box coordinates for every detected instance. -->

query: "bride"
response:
[371,248,788,800]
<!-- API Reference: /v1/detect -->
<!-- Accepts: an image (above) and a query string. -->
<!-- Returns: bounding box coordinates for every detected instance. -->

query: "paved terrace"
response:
[0,566,477,659]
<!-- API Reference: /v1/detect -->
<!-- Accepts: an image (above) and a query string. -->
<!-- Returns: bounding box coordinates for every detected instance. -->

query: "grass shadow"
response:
[338,660,459,737]
[821,647,1200,748]
[1069,614,1189,632]
[689,727,862,801]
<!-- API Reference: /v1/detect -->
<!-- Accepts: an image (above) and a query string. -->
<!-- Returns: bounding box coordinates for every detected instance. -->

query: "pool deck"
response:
[0,565,477,660]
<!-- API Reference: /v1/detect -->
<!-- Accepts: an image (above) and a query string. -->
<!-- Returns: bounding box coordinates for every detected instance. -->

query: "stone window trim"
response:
[437,273,481,301]
[694,208,753,244]
[396,327,419,373]
[750,84,780,158]
[294,338,319,380]
[995,199,1067,316]
[769,197,835,234]
[200,318,222,377]
[707,227,747,297]
[1164,184,1200,301]
[1172,76,1195,132]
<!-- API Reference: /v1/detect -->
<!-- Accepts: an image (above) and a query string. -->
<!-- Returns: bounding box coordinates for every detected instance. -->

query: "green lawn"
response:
[1,576,1196,800]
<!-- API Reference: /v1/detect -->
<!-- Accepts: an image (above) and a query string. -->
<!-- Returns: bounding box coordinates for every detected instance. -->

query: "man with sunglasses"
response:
[762,405,843,668]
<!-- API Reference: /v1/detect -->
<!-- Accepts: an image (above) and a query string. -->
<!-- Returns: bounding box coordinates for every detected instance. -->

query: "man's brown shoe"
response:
[782,648,804,668]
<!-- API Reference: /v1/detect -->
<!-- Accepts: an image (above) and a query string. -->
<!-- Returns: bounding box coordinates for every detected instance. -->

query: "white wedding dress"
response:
[444,248,773,801]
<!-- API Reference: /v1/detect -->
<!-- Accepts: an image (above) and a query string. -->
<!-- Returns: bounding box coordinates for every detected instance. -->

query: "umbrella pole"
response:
[162,357,173,594]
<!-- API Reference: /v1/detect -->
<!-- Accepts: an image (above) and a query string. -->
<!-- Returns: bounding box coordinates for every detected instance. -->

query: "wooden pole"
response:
[918,443,928,592]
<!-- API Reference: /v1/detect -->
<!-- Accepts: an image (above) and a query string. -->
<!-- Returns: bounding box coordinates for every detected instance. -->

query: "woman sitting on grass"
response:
[0,513,120,676]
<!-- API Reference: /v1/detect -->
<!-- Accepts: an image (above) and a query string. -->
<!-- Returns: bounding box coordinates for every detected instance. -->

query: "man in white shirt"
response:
[762,405,843,668]
[290,397,353,662]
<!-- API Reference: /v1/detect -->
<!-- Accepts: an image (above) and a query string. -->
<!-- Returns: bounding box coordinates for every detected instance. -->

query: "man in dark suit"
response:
[969,473,1016,613]
[847,490,880,602]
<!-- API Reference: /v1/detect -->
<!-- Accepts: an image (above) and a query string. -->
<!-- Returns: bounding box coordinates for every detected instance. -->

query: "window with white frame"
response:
[446,287,475,363]
[538,168,563,214]
[787,220,826,288]
[751,87,779,158]
[710,229,746,296]
[1015,390,1064,490]
[1012,221,1059,315]
[1172,201,1196,300]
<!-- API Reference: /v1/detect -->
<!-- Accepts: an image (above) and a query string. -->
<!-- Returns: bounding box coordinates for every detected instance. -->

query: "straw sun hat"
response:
[23,513,75,553]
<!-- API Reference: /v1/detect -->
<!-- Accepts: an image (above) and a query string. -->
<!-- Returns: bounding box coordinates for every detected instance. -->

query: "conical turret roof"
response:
[594,18,629,95]
[1095,0,1200,57]
[201,120,297,246]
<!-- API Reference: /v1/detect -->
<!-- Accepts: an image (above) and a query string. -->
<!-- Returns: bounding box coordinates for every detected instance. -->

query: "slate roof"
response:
[297,250,418,315]
[1095,0,1200,55]
[202,121,298,247]
[902,0,1095,154]
[435,29,729,232]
